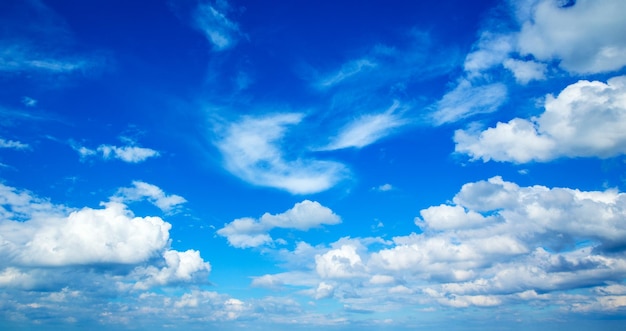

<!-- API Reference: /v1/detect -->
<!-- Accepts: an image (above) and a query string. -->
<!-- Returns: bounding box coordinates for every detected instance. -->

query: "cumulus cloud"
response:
[516,0,626,74]
[455,75,626,162]
[215,114,347,194]
[432,79,507,125]
[502,58,547,84]
[217,200,341,248]
[115,181,186,213]
[317,101,407,151]
[0,182,210,292]
[194,0,242,51]
[252,177,626,313]
[73,143,159,163]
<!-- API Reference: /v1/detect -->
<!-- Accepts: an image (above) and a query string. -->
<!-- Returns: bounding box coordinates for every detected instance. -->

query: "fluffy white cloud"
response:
[0,201,170,266]
[315,245,364,279]
[215,114,347,194]
[0,182,210,290]
[317,101,407,150]
[194,1,242,51]
[432,79,507,125]
[217,200,340,248]
[502,58,547,84]
[132,250,211,290]
[464,33,514,77]
[516,0,626,74]
[115,181,186,213]
[455,75,626,162]
[252,177,626,313]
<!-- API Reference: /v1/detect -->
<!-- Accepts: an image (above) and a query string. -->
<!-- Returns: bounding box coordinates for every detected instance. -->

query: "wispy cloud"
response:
[217,200,341,248]
[215,113,347,194]
[316,59,377,89]
[194,0,242,51]
[455,75,626,162]
[432,79,507,125]
[0,138,29,150]
[317,101,407,151]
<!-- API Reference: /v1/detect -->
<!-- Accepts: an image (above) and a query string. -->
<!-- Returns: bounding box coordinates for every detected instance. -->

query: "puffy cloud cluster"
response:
[455,75,626,162]
[251,177,626,314]
[516,0,626,74]
[435,0,626,125]
[217,200,341,248]
[0,182,209,291]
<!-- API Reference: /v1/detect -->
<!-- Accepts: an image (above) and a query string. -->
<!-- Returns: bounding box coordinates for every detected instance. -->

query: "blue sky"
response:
[1,0,626,330]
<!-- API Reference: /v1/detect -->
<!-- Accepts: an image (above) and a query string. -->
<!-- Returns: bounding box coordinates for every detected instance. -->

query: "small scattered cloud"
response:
[503,59,547,84]
[0,138,29,150]
[455,75,626,162]
[21,96,37,107]
[373,184,393,192]
[114,181,187,213]
[215,113,347,194]
[217,200,341,248]
[316,101,407,151]
[432,79,507,125]
[194,0,242,51]
[316,59,377,89]
[73,142,159,163]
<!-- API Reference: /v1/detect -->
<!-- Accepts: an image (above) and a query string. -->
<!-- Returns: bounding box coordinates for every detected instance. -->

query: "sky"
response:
[1,0,626,330]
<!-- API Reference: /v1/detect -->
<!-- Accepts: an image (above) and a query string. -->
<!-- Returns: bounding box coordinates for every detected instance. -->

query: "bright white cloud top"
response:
[0,0,625,330]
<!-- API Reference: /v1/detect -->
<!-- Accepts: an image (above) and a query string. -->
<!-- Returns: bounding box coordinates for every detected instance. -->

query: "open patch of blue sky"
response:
[1,0,625,330]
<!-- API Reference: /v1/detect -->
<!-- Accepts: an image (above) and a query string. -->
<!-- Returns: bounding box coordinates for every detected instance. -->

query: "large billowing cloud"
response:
[217,200,341,248]
[0,182,210,289]
[455,75,626,162]
[516,0,626,74]
[251,177,626,314]
[215,114,347,194]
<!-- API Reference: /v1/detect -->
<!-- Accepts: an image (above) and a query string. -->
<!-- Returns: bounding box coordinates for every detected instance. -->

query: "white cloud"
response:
[215,113,347,194]
[0,43,92,74]
[0,200,171,266]
[21,96,37,107]
[0,181,210,293]
[516,0,626,74]
[73,143,159,163]
[317,101,407,150]
[217,200,341,248]
[97,144,159,163]
[115,181,186,213]
[432,79,507,125]
[374,183,393,192]
[132,249,211,290]
[194,1,242,51]
[315,245,364,279]
[503,59,547,84]
[252,177,626,313]
[0,138,29,150]
[317,59,377,89]
[464,33,514,77]
[455,75,626,162]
